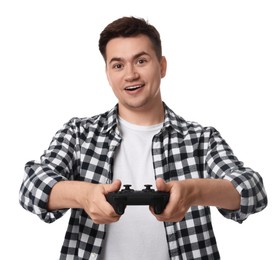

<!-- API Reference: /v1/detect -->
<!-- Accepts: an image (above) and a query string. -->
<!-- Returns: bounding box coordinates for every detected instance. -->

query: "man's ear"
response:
[160,56,167,78]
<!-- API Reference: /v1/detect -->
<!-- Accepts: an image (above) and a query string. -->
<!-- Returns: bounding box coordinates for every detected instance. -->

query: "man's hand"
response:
[152,177,240,222]
[48,179,122,224]
[152,178,196,222]
[81,180,122,224]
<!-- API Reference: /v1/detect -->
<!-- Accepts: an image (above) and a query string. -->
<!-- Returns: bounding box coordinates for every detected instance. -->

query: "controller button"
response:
[143,184,154,192]
[144,184,152,189]
[123,184,132,190]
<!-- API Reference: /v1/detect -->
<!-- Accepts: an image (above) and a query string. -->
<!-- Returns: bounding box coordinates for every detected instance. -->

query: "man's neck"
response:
[118,101,165,126]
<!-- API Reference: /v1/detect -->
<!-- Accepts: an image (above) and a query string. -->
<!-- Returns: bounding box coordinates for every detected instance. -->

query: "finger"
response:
[92,183,122,218]
[152,204,186,222]
[156,178,171,192]
[89,198,121,224]
[90,209,121,224]
[103,181,124,217]
[93,215,121,224]
[96,180,122,207]
[104,179,122,194]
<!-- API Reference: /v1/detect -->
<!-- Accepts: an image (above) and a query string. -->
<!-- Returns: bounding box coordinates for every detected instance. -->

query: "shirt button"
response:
[90,252,98,259]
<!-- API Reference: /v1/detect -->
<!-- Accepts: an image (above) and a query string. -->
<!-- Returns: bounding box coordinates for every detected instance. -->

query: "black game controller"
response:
[105,184,170,215]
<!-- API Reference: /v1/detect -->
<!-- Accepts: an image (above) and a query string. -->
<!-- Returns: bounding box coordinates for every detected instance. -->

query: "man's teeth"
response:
[126,85,142,90]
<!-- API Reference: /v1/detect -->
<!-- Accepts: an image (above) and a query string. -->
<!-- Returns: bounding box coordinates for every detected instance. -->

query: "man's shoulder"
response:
[63,105,118,133]
[164,104,216,137]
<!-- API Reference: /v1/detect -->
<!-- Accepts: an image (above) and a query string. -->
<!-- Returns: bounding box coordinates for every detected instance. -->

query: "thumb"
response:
[105,179,122,193]
[156,178,171,192]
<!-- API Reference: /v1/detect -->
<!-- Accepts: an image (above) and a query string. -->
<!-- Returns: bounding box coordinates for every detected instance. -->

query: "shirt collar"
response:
[101,102,185,135]
[100,104,119,134]
[162,102,185,135]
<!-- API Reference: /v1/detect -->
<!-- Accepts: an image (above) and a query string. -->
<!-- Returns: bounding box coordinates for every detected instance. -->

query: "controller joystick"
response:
[124,184,131,190]
[122,184,133,191]
[143,184,153,191]
[105,184,170,215]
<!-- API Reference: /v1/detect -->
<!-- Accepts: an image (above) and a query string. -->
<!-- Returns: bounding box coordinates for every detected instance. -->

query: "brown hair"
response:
[99,16,162,61]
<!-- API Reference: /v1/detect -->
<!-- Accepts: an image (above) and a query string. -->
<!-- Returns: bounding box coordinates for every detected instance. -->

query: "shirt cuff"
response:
[218,169,265,223]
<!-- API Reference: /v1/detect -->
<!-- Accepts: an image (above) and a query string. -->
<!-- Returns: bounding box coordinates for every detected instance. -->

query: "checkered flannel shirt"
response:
[19,103,267,260]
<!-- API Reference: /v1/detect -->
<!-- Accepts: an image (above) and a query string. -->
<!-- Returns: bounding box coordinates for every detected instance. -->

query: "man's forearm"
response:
[47,180,122,224]
[191,178,240,210]
[47,181,92,211]
[155,177,240,223]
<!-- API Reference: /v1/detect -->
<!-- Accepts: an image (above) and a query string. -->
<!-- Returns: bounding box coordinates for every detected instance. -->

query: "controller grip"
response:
[106,194,126,215]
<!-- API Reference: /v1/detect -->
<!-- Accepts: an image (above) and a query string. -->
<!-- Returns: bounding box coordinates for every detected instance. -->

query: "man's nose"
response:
[124,65,140,81]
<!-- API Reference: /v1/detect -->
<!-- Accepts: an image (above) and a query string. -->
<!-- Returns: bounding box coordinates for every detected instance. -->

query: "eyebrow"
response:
[108,51,150,64]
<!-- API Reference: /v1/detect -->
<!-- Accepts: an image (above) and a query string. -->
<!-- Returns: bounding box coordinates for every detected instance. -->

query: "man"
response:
[19,17,267,260]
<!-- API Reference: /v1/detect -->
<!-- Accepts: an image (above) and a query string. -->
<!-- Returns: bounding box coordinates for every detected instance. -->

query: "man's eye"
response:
[113,64,122,69]
[137,59,146,64]
[137,59,147,65]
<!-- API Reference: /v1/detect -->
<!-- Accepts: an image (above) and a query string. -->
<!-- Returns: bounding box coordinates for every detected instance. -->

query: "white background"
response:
[1,0,279,259]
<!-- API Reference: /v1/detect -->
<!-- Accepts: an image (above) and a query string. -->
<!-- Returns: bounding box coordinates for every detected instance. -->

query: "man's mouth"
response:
[124,84,144,92]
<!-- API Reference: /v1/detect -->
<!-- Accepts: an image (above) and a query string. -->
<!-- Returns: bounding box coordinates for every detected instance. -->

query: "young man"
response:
[19,17,267,260]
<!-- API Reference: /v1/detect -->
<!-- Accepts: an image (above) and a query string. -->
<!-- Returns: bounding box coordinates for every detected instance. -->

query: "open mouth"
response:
[125,84,144,92]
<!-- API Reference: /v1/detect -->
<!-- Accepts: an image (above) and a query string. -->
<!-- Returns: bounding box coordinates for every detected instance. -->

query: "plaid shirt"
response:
[19,103,267,260]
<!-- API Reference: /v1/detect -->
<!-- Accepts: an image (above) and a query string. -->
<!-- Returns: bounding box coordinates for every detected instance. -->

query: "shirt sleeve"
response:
[204,127,267,223]
[19,118,80,223]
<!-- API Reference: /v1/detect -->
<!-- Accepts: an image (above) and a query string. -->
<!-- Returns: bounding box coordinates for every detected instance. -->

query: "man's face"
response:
[105,35,167,113]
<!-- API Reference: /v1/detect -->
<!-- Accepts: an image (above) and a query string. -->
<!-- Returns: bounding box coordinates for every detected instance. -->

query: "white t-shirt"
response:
[100,117,170,260]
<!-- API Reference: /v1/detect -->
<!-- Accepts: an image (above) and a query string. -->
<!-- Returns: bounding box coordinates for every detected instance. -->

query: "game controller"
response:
[105,184,170,215]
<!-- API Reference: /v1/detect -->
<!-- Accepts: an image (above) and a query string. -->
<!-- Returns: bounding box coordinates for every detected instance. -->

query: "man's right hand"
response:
[81,180,122,224]
[48,179,122,224]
